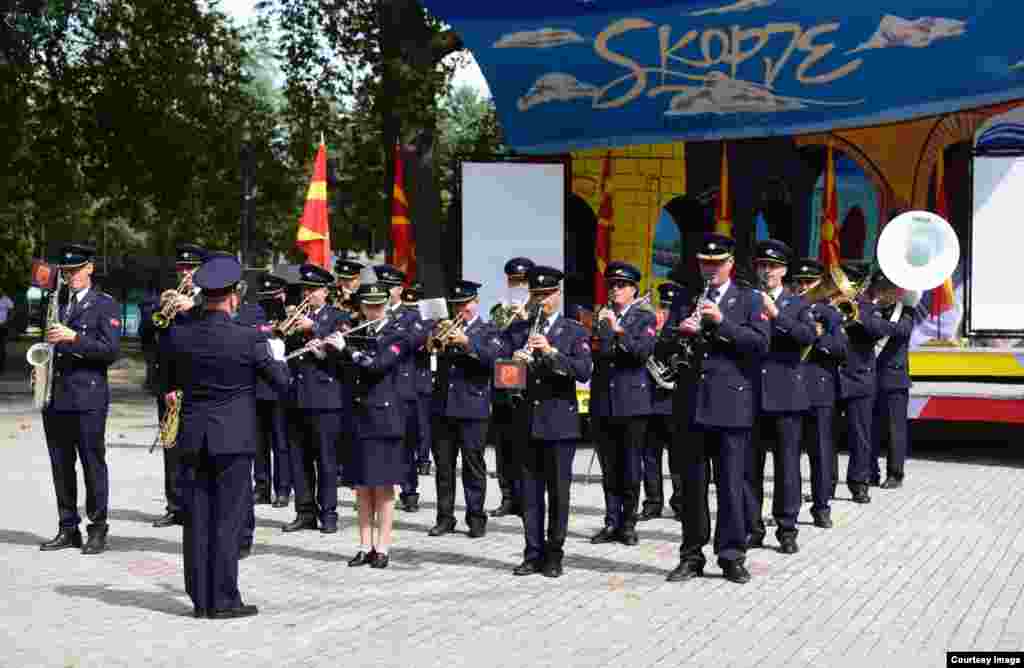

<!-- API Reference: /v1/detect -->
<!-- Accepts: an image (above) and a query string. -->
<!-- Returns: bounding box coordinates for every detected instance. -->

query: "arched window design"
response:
[808,152,879,260]
[564,193,597,319]
[651,194,714,289]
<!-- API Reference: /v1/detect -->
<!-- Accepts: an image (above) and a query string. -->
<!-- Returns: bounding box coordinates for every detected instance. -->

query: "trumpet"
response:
[152,274,193,328]
[273,296,313,338]
[151,390,182,452]
[427,313,466,352]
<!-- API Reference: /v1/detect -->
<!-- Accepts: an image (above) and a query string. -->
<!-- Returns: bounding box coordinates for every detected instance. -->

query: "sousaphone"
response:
[876,210,960,293]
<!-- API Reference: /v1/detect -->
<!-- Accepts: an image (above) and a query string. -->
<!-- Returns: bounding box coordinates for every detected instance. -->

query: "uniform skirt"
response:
[343,438,408,487]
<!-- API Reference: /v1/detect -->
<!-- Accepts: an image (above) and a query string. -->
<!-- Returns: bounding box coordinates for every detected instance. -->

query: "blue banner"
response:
[422,1,1024,153]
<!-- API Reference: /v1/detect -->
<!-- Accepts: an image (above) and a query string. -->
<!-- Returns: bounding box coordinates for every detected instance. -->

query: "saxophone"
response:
[151,391,182,452]
[26,270,65,410]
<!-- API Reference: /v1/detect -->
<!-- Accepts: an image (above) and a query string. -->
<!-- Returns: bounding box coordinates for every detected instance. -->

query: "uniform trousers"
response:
[42,408,109,529]
[642,413,683,517]
[254,399,290,497]
[678,426,748,565]
[492,400,524,508]
[803,405,836,513]
[840,395,875,490]
[414,394,432,466]
[748,413,804,541]
[872,389,910,481]
[432,416,488,528]
[521,440,576,562]
[400,399,420,499]
[157,395,185,515]
[181,445,251,612]
[593,416,647,530]
[290,411,341,523]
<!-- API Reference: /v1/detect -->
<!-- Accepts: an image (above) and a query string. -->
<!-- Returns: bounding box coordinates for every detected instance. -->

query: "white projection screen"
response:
[970,156,1024,334]
[460,161,565,319]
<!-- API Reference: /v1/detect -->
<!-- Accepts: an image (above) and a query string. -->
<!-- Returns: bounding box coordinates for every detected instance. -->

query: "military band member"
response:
[334,258,364,314]
[489,256,535,518]
[640,280,684,521]
[327,283,412,568]
[39,244,122,554]
[589,261,656,546]
[836,260,890,504]
[282,264,349,533]
[396,282,433,512]
[666,234,769,584]
[504,266,592,578]
[792,259,848,528]
[429,280,504,538]
[253,273,293,509]
[141,243,205,529]
[747,240,817,554]
[868,270,919,490]
[160,254,289,618]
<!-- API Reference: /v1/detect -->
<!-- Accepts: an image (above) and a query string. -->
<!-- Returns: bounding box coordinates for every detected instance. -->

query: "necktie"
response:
[537,316,549,335]
[706,287,719,304]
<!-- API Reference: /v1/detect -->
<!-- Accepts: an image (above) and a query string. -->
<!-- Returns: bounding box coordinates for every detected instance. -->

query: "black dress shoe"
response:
[811,512,833,529]
[81,525,108,555]
[152,512,181,528]
[489,502,518,518]
[880,477,903,489]
[253,491,272,505]
[467,524,487,539]
[239,544,252,560]
[720,561,751,584]
[590,527,617,544]
[40,528,82,551]
[851,489,871,504]
[542,560,563,578]
[320,520,338,534]
[209,605,259,619]
[417,461,432,476]
[428,521,456,537]
[348,550,375,567]
[400,495,420,513]
[869,477,881,488]
[370,552,389,569]
[282,516,317,532]
[271,495,290,509]
[747,533,765,549]
[778,537,799,555]
[513,560,543,576]
[618,528,639,546]
[638,508,662,522]
[666,561,703,582]
[193,608,209,619]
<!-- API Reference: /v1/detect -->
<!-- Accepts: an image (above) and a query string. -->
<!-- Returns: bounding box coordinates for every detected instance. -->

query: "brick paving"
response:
[2,372,1024,667]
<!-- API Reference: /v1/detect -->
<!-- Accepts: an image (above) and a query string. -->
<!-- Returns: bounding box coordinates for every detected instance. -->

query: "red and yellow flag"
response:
[819,142,841,268]
[595,152,614,307]
[714,143,733,236]
[930,153,955,316]
[390,144,415,283]
[295,141,331,269]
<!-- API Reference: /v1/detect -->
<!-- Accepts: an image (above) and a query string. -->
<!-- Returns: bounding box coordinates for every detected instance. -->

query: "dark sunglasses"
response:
[607,280,633,290]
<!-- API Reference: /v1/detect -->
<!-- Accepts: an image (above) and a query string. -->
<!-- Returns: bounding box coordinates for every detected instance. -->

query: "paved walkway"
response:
[2,373,1023,667]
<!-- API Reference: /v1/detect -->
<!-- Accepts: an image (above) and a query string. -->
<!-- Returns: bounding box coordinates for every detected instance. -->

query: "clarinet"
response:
[676,280,711,369]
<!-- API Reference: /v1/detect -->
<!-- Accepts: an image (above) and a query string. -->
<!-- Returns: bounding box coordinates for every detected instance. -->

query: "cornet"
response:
[152,273,193,328]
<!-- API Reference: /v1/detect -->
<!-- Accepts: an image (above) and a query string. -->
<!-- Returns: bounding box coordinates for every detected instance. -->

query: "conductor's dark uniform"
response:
[666,234,770,585]
[429,280,504,538]
[140,243,206,529]
[160,255,290,619]
[40,244,122,555]
[503,266,592,578]
[871,282,916,489]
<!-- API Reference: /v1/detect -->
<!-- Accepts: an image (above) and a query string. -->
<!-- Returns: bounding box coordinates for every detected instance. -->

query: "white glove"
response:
[325,331,346,352]
[901,290,922,308]
[268,338,285,362]
[310,339,327,360]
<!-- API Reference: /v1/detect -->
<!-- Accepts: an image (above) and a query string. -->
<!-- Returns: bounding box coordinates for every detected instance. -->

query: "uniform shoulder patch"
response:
[390,343,402,355]
[110,318,121,328]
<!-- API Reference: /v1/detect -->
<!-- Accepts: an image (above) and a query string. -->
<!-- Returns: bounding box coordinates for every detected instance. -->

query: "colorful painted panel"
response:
[807,153,879,260]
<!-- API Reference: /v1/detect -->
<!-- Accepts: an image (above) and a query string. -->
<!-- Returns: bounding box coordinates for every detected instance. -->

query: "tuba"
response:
[799,264,862,326]
[27,270,64,410]
[876,210,960,293]
[151,390,181,452]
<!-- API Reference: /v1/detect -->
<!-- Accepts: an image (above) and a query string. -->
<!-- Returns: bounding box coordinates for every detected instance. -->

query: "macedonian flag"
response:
[295,141,331,269]
[714,142,733,237]
[594,151,614,307]
[390,144,415,283]
[930,152,956,316]
[819,142,841,268]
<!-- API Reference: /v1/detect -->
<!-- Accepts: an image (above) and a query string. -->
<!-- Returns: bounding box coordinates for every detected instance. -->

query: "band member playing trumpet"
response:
[39,243,122,555]
[666,234,769,584]
[326,283,412,568]
[159,254,289,618]
[428,280,504,538]
[503,266,592,578]
[867,269,919,490]
[282,264,350,534]
[333,258,364,314]
[792,259,847,528]
[489,256,535,518]
[589,261,657,547]
[638,280,684,521]
[141,243,205,529]
[396,282,433,512]
[747,240,817,555]
[835,260,890,504]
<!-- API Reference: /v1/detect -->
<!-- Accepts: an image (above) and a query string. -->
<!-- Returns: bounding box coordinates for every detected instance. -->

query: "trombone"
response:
[152,274,193,328]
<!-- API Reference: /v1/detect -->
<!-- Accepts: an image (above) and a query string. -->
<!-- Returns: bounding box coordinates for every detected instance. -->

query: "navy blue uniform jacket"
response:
[433,317,504,420]
[288,305,349,411]
[50,290,122,412]
[337,318,411,440]
[803,302,848,407]
[838,298,889,400]
[875,305,915,392]
[760,289,817,413]
[589,304,657,418]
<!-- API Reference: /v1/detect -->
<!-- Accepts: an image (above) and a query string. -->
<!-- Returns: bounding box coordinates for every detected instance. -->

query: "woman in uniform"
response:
[326,283,410,568]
